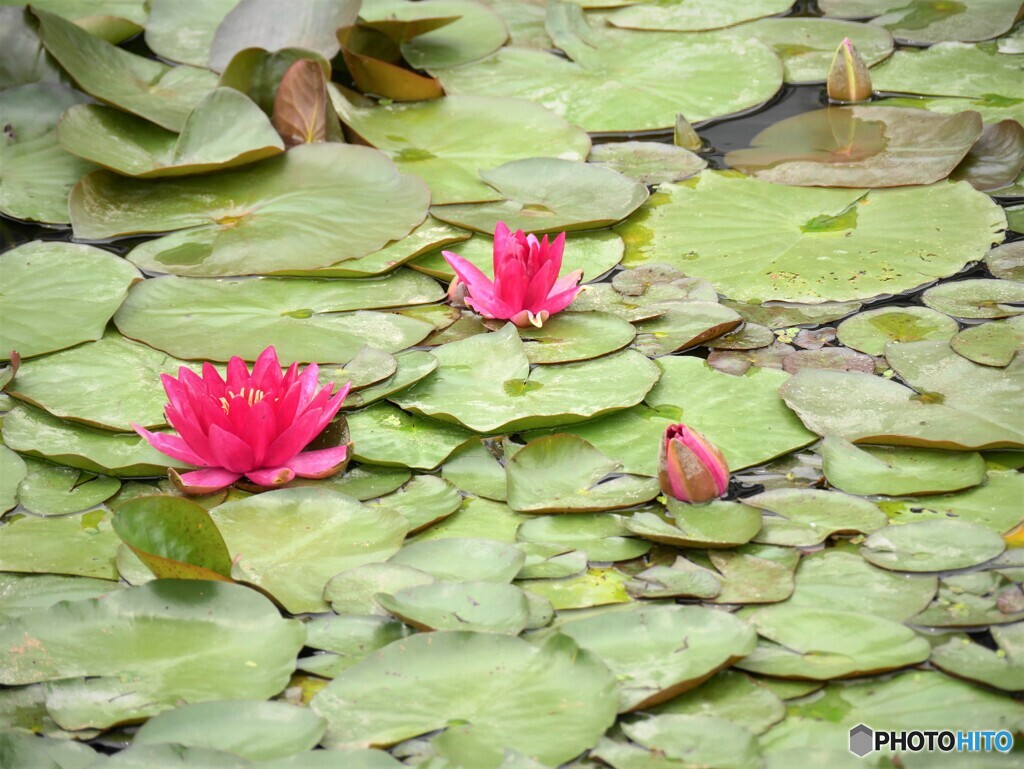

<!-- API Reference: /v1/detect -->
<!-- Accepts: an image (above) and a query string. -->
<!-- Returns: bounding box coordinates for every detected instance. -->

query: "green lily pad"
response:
[862,519,1005,572]
[0,573,125,622]
[736,605,931,680]
[706,322,775,351]
[587,142,706,185]
[0,446,27,513]
[73,144,430,277]
[633,301,743,355]
[516,542,586,580]
[411,230,623,283]
[371,475,462,533]
[930,624,1024,691]
[431,158,648,234]
[835,305,959,355]
[361,0,509,70]
[442,440,507,501]
[518,312,636,364]
[144,0,242,67]
[0,84,96,224]
[0,731,101,769]
[872,42,1024,101]
[724,17,894,84]
[519,566,632,610]
[616,714,763,769]
[786,550,937,622]
[645,356,817,471]
[134,700,326,760]
[17,458,120,516]
[9,0,148,37]
[392,324,661,434]
[218,46,331,114]
[34,8,218,131]
[780,368,1024,450]
[606,0,792,32]
[651,670,785,734]
[922,278,1024,319]
[378,581,530,634]
[912,574,1024,628]
[825,0,1024,45]
[821,436,988,496]
[343,351,439,409]
[8,332,200,431]
[953,118,1024,192]
[886,339,1024,447]
[348,401,475,471]
[324,562,435,616]
[625,559,722,601]
[0,241,140,361]
[554,604,755,712]
[951,316,1024,366]
[625,501,764,549]
[0,580,305,729]
[1010,202,1024,232]
[312,632,618,768]
[411,496,530,544]
[721,298,861,330]
[876,469,1024,533]
[876,93,1024,127]
[436,20,783,132]
[617,172,1005,303]
[2,403,188,477]
[517,513,649,562]
[335,94,590,205]
[293,463,410,501]
[0,510,119,580]
[0,7,65,89]
[725,107,982,188]
[208,488,409,613]
[744,488,888,546]
[699,550,796,605]
[302,614,413,669]
[506,435,659,513]
[58,88,283,178]
[389,537,525,582]
[208,0,359,72]
[114,274,438,363]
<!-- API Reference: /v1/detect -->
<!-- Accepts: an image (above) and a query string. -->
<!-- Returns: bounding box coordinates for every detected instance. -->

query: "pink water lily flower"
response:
[442,221,583,328]
[133,347,351,494]
[659,424,730,504]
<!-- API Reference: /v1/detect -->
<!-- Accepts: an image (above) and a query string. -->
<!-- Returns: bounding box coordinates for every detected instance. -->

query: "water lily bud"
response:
[827,38,873,104]
[447,276,469,309]
[674,113,702,150]
[658,424,729,504]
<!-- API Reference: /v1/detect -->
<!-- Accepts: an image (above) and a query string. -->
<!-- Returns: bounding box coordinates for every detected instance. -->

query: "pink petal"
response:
[443,251,495,303]
[133,425,205,466]
[250,346,282,391]
[226,356,250,390]
[313,383,350,434]
[163,406,214,463]
[207,423,256,473]
[546,232,566,273]
[170,467,241,494]
[549,268,584,296]
[201,362,226,398]
[245,466,295,487]
[494,255,529,313]
[539,284,583,316]
[523,259,559,310]
[287,445,349,478]
[263,407,323,468]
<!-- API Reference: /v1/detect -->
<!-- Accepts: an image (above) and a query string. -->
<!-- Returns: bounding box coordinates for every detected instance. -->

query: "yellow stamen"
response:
[219,387,266,414]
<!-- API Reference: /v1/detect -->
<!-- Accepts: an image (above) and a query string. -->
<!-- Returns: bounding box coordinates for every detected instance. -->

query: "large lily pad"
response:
[606,0,792,31]
[437,20,783,132]
[0,84,96,224]
[861,520,1006,572]
[921,278,1024,319]
[114,273,438,363]
[34,8,218,132]
[312,632,618,768]
[388,537,525,582]
[0,242,141,362]
[378,581,530,634]
[517,513,649,562]
[207,488,409,613]
[617,171,1005,303]
[743,488,888,546]
[725,107,982,188]
[821,436,988,496]
[133,700,326,760]
[347,401,475,470]
[144,0,242,67]
[737,605,931,680]
[0,580,305,729]
[0,573,125,622]
[872,42,1024,101]
[57,88,284,178]
[8,332,199,431]
[780,368,1024,450]
[392,324,661,434]
[0,509,120,580]
[372,475,463,532]
[1,403,189,477]
[208,0,359,72]
[554,604,756,712]
[835,305,959,355]
[336,95,591,206]
[822,0,1024,45]
[724,17,894,84]
[431,158,648,234]
[506,435,659,513]
[72,144,430,277]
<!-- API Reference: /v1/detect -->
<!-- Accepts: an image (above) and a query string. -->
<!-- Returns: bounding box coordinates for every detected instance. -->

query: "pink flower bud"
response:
[658,424,730,504]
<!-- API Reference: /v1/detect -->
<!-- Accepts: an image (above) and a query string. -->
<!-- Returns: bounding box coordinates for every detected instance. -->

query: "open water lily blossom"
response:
[133,347,351,494]
[442,221,583,328]
[659,423,730,504]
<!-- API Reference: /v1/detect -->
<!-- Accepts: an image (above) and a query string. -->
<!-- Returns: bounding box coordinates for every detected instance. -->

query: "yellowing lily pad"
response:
[836,305,959,355]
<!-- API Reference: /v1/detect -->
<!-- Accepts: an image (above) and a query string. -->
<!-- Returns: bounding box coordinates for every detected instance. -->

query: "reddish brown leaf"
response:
[272,59,336,147]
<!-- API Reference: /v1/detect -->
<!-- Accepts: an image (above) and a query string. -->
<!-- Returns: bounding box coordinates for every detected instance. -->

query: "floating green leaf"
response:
[872,42,1024,100]
[16,458,120,516]
[951,316,1024,367]
[835,306,959,355]
[372,475,463,532]
[378,580,530,634]
[744,488,888,546]
[921,278,1024,319]
[625,501,764,549]
[0,511,119,580]
[587,142,706,185]
[144,0,242,66]
[348,401,475,470]
[861,520,1005,572]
